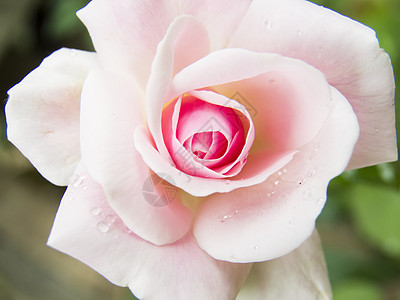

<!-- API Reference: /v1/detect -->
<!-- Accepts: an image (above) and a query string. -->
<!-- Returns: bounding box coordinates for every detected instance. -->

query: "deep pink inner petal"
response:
[161,91,253,178]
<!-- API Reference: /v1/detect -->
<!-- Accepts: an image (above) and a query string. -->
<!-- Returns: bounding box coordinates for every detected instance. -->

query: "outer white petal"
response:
[230,0,397,168]
[193,87,359,262]
[47,163,251,300]
[5,48,100,186]
[80,70,192,245]
[237,230,332,300]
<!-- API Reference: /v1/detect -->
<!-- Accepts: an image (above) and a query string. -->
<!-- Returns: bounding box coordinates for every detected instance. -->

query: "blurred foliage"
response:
[0,0,399,299]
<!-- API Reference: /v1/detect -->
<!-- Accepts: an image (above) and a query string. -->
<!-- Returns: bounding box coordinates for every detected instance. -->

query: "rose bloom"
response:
[5,0,397,299]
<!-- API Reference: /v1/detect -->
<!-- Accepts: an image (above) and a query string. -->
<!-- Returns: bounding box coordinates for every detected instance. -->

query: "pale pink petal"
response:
[146,15,210,161]
[47,163,251,300]
[135,126,295,197]
[237,230,332,299]
[229,0,397,168]
[77,0,251,87]
[80,70,192,245]
[5,48,99,186]
[178,0,253,50]
[77,0,178,87]
[193,87,359,262]
[172,50,332,149]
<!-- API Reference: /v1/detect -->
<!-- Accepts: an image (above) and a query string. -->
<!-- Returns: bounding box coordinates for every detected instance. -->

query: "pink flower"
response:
[5,0,397,299]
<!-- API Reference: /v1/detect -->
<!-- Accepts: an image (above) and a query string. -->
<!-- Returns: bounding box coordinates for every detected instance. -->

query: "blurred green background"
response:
[0,0,399,299]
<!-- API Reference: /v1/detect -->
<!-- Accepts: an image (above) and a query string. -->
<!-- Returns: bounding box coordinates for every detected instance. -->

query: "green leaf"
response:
[347,184,400,258]
[333,279,382,300]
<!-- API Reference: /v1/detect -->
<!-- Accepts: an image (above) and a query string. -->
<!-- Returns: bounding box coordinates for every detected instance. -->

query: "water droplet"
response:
[296,30,302,36]
[374,126,379,133]
[317,198,324,205]
[230,255,237,261]
[283,169,287,174]
[82,185,89,191]
[218,210,238,222]
[225,180,231,185]
[90,207,101,216]
[264,19,273,30]
[288,219,295,228]
[277,171,282,176]
[268,79,276,86]
[123,227,133,234]
[97,222,109,233]
[70,174,85,188]
[254,245,259,251]
[105,214,116,225]
[112,113,117,120]
[274,180,279,186]
[303,190,311,199]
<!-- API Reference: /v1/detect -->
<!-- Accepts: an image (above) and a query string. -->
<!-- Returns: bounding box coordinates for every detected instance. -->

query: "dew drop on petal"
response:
[254,245,259,251]
[105,214,116,225]
[218,210,238,223]
[264,19,273,30]
[97,222,109,233]
[90,207,101,216]
[225,180,231,185]
[70,174,85,188]
[303,189,311,199]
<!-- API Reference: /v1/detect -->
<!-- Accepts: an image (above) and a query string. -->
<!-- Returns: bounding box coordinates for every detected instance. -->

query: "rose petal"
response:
[5,48,99,186]
[193,86,359,262]
[77,0,178,87]
[179,0,252,50]
[47,163,252,300]
[162,91,254,178]
[146,15,210,161]
[77,0,252,87]
[80,70,192,245]
[229,0,397,168]
[237,230,332,299]
[135,126,295,196]
[172,48,332,150]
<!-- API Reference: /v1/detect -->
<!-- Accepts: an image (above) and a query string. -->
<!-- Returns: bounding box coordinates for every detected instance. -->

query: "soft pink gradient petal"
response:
[80,70,192,245]
[229,0,397,168]
[237,230,332,299]
[77,0,178,87]
[172,49,332,150]
[6,48,99,186]
[193,87,359,262]
[77,0,252,87]
[47,163,252,300]
[146,15,210,161]
[135,126,295,197]
[179,0,253,50]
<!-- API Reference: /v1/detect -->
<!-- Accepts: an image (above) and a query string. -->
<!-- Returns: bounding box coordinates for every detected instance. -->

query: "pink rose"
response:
[5,0,397,299]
